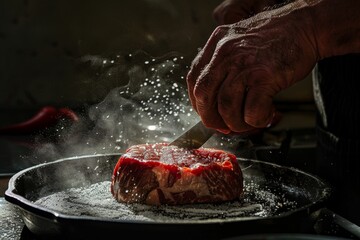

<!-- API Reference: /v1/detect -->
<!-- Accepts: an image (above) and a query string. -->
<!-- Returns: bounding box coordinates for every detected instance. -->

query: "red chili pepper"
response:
[57,108,79,121]
[0,106,79,135]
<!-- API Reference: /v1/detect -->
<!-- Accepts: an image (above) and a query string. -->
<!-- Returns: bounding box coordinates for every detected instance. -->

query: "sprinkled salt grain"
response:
[34,178,298,223]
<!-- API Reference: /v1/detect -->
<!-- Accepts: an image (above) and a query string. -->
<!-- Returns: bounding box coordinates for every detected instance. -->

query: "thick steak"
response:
[111,143,243,205]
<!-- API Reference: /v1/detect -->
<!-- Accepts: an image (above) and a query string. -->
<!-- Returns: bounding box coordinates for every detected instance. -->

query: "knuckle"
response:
[217,37,231,49]
[193,86,209,105]
[212,25,228,38]
[216,37,238,56]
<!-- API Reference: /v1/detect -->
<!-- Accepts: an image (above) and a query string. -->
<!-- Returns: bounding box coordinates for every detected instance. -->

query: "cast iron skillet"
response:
[5,154,331,240]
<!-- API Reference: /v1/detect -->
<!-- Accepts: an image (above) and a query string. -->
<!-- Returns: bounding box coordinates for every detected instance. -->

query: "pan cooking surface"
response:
[6,155,330,225]
[33,170,301,223]
[33,179,298,222]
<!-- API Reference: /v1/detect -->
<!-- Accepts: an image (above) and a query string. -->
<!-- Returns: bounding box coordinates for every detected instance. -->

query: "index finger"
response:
[187,26,229,112]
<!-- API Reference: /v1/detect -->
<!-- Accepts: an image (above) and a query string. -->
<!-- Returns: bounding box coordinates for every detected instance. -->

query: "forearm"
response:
[307,0,360,59]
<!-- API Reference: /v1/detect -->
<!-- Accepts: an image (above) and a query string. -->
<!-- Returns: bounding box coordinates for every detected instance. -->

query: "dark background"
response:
[0,0,313,112]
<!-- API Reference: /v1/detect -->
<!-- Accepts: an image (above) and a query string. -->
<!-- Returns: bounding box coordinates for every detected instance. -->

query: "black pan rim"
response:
[5,153,332,226]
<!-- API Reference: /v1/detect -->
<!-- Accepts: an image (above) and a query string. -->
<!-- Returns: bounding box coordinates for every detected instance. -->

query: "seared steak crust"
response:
[111,143,243,205]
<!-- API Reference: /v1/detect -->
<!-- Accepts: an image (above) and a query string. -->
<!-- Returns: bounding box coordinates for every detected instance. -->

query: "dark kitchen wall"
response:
[0,0,313,110]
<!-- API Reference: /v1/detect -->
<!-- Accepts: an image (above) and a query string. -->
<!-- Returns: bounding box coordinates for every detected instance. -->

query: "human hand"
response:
[187,3,319,134]
[213,0,282,24]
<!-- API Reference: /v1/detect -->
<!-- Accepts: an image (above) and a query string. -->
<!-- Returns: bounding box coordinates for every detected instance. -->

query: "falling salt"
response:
[39,52,204,159]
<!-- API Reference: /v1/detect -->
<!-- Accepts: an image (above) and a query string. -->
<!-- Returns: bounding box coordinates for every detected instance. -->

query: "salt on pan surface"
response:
[34,180,298,223]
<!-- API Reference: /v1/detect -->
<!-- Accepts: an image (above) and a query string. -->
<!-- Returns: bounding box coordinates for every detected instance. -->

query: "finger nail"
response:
[266,111,281,128]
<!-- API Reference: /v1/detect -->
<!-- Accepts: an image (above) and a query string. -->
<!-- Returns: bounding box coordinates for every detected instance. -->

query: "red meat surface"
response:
[111,143,243,205]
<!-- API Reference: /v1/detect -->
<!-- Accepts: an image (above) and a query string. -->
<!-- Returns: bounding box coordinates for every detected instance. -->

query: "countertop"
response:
[0,198,24,239]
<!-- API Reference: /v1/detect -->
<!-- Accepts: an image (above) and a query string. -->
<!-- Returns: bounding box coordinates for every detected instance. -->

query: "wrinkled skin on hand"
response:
[187,4,319,134]
[213,0,284,24]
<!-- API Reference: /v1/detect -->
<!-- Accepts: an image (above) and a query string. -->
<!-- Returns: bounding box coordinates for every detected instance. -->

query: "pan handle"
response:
[311,208,360,239]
